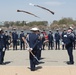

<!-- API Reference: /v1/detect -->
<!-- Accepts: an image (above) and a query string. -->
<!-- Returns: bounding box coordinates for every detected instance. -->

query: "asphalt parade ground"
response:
[0,49,76,75]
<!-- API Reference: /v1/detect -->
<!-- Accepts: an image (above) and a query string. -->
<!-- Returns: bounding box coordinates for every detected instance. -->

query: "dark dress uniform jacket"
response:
[48,33,53,42]
[55,32,60,41]
[0,34,4,50]
[20,33,24,42]
[62,32,67,42]
[12,32,18,41]
[28,33,39,59]
[63,33,74,47]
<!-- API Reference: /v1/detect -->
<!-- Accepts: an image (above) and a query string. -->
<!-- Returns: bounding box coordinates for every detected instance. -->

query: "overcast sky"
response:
[0,0,76,23]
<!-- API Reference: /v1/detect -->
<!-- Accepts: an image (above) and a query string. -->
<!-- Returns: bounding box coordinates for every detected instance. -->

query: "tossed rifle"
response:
[29,3,54,15]
[17,10,40,18]
[25,40,40,63]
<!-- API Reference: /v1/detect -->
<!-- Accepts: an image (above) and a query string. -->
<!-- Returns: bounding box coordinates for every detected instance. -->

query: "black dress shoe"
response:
[67,61,74,65]
[31,69,35,71]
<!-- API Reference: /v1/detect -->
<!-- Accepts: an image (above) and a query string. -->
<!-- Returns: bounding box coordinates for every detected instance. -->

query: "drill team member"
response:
[64,27,74,64]
[0,29,5,64]
[27,27,40,71]
[54,29,60,50]
[20,31,25,50]
[36,30,42,60]
[61,29,67,50]
[48,30,54,50]
[22,27,40,71]
[12,28,18,50]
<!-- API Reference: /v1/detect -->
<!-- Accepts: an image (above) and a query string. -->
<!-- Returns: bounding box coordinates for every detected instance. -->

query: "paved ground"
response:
[0,49,76,75]
[3,50,76,66]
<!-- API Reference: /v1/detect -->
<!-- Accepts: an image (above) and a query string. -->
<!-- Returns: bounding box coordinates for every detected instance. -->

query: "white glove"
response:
[27,48,33,50]
[27,48,30,50]
[3,48,5,51]
[30,48,33,50]
[62,42,64,45]
[27,48,33,52]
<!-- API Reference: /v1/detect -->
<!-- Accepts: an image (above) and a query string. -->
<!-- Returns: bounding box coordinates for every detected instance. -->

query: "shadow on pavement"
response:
[46,60,58,62]
[40,57,45,60]
[64,61,69,64]
[39,61,45,64]
[27,66,42,71]
[3,61,12,65]
[35,66,42,70]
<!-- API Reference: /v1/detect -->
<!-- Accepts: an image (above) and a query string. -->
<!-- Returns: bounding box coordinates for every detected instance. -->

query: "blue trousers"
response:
[55,40,60,50]
[13,40,17,50]
[0,51,3,64]
[30,59,35,71]
[66,46,74,63]
[20,41,25,50]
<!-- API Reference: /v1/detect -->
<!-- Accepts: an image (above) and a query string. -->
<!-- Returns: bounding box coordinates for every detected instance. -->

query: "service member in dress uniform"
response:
[4,31,10,50]
[12,28,18,50]
[0,28,5,64]
[64,27,74,64]
[48,30,54,50]
[61,29,67,50]
[69,27,76,50]
[54,29,61,50]
[20,31,25,50]
[36,30,43,60]
[22,27,40,71]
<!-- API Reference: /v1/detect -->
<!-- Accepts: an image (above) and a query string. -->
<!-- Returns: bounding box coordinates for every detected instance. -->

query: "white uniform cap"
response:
[49,30,51,32]
[30,27,40,31]
[69,26,73,30]
[13,28,16,30]
[0,28,2,31]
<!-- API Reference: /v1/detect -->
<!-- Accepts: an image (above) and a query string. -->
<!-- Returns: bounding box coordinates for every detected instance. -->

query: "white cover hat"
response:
[13,27,16,30]
[69,26,73,30]
[30,27,40,31]
[0,28,2,31]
